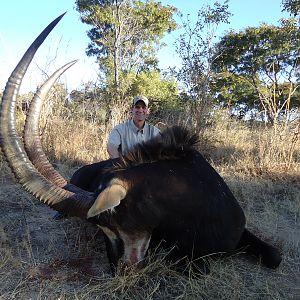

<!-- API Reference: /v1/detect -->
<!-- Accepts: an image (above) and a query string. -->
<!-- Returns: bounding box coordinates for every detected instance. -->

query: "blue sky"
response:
[0,0,288,93]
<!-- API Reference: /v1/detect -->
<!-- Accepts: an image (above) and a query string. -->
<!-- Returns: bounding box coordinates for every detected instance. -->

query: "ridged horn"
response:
[0,14,95,218]
[24,60,77,187]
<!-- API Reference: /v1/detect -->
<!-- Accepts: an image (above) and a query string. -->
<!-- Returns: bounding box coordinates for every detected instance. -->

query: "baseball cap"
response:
[133,95,149,107]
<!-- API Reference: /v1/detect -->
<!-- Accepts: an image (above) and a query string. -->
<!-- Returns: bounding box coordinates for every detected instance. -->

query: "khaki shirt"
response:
[107,120,160,155]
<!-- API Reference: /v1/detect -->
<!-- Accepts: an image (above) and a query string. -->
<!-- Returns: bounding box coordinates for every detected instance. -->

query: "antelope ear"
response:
[87,184,127,218]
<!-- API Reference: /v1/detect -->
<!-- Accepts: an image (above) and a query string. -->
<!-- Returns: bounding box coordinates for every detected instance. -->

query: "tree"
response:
[282,0,300,16]
[211,71,259,110]
[175,1,232,133]
[129,70,179,110]
[212,18,300,126]
[75,0,177,97]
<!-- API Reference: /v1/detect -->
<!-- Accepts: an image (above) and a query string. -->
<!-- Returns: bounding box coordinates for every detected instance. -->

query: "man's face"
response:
[132,101,149,123]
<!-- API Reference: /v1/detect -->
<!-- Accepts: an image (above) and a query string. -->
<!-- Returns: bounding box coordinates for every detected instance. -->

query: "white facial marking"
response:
[118,230,151,266]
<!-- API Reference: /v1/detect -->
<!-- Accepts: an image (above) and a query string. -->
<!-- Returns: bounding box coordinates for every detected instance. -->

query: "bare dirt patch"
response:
[0,173,110,299]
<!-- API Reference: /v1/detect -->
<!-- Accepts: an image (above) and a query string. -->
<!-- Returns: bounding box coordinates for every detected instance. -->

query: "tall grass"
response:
[31,98,299,183]
[202,110,300,180]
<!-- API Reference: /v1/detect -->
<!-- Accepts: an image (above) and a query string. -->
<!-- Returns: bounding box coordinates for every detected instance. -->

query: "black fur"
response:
[71,126,282,272]
[70,158,119,192]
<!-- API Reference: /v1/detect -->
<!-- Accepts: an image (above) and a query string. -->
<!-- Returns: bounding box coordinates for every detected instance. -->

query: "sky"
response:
[0,0,289,93]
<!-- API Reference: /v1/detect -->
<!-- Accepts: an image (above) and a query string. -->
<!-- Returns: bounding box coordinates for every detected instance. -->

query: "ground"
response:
[0,164,299,299]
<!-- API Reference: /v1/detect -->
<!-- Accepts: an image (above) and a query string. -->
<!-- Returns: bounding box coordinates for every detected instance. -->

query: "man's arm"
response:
[107,128,121,158]
[107,143,120,158]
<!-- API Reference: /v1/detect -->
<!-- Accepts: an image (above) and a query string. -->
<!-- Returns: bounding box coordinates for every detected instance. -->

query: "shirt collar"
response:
[130,119,146,134]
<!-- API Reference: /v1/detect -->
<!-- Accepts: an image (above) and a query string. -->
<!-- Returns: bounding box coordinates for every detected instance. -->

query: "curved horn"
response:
[0,14,95,218]
[24,60,77,187]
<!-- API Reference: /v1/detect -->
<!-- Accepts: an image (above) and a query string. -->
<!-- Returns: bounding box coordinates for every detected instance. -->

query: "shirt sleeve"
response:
[149,125,161,138]
[107,127,121,147]
[153,126,161,136]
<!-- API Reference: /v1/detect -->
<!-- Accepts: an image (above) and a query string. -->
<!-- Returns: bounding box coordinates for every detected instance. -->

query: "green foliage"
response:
[128,70,180,110]
[213,20,300,78]
[175,1,232,132]
[75,0,178,126]
[212,18,300,122]
[75,0,177,94]
[282,0,300,16]
[177,0,231,94]
[212,71,259,108]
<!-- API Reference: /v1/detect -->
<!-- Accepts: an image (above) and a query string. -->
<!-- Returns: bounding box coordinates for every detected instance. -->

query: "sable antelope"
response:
[0,13,282,273]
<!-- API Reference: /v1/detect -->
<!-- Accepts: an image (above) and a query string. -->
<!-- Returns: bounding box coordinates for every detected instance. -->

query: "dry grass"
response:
[0,108,299,299]
[42,115,110,164]
[203,111,300,180]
